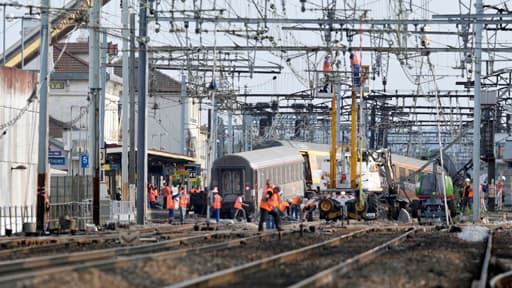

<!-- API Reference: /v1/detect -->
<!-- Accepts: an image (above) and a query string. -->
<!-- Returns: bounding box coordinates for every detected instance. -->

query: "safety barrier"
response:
[0,205,36,236]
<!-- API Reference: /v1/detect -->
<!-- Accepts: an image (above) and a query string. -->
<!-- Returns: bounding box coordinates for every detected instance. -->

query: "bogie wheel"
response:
[319,199,333,212]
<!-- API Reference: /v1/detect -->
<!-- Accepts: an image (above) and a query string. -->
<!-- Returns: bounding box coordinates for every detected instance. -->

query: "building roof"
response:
[52,41,182,93]
[49,116,71,138]
[112,60,182,93]
[53,42,90,73]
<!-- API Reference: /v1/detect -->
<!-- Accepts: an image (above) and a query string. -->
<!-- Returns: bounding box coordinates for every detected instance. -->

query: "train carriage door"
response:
[220,169,243,207]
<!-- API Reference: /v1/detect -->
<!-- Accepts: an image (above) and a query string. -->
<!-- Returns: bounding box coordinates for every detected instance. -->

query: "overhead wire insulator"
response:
[300,0,306,12]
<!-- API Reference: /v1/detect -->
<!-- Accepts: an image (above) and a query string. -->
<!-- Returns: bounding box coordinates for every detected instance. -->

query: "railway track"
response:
[0,224,499,287]
[295,225,490,288]
[1,225,353,288]
[0,225,202,261]
[0,224,196,251]
[169,226,415,288]
[0,230,248,279]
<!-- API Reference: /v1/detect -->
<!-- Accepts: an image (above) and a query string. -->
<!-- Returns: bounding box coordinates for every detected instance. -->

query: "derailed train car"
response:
[210,146,308,218]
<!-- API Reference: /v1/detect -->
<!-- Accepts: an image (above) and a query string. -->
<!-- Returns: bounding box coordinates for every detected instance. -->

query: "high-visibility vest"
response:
[260,190,274,212]
[468,188,474,198]
[292,196,300,205]
[350,52,360,66]
[271,192,280,208]
[212,194,222,209]
[166,195,175,210]
[179,194,188,208]
[163,186,171,197]
[148,191,156,202]
[323,61,332,73]
[279,201,289,212]
[234,196,243,209]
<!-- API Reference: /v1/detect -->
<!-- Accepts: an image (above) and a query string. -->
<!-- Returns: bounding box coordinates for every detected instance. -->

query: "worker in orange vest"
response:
[233,193,249,222]
[211,188,222,224]
[178,188,188,224]
[148,184,157,208]
[279,200,290,216]
[348,47,361,86]
[162,182,171,209]
[320,54,333,93]
[291,195,301,220]
[463,178,473,212]
[166,186,180,224]
[258,180,282,232]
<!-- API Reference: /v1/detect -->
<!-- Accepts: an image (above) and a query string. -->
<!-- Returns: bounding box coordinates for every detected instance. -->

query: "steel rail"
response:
[168,227,414,288]
[0,224,196,256]
[0,227,198,259]
[289,227,417,287]
[0,230,290,285]
[0,231,231,276]
[478,231,493,288]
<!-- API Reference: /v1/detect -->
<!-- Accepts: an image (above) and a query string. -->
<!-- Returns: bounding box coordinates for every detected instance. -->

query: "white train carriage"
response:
[210,146,306,217]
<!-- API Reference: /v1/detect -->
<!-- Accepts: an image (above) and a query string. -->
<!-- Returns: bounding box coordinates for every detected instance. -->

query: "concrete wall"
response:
[49,78,121,144]
[0,67,39,207]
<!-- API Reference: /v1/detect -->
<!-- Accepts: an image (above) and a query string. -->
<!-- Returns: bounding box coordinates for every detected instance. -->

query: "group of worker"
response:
[320,47,360,93]
[462,177,506,212]
[257,179,305,232]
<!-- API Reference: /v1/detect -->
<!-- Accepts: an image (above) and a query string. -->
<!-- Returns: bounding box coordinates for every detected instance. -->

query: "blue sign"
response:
[109,163,121,169]
[48,150,62,157]
[80,153,89,168]
[49,157,66,165]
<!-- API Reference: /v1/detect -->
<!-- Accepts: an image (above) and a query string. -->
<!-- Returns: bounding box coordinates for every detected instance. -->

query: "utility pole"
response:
[121,0,129,199]
[181,74,187,155]
[36,0,50,233]
[472,0,483,222]
[88,0,101,226]
[329,86,337,189]
[350,88,357,189]
[100,31,107,183]
[137,0,149,225]
[129,13,136,191]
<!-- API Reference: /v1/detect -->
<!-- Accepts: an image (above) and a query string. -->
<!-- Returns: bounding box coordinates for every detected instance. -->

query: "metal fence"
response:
[102,200,136,225]
[49,176,93,230]
[1,177,136,236]
[0,205,36,236]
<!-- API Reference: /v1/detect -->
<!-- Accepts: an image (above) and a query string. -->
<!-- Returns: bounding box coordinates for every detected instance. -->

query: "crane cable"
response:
[427,55,451,226]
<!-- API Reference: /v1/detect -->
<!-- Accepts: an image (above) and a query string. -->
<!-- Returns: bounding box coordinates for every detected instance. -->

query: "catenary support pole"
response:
[181,74,187,155]
[121,0,129,199]
[472,0,483,222]
[129,13,136,188]
[88,0,101,225]
[36,0,50,233]
[137,0,149,225]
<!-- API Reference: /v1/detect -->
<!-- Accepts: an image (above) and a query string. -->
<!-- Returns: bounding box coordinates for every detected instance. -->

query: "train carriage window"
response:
[223,171,231,193]
[399,167,406,181]
[234,171,242,192]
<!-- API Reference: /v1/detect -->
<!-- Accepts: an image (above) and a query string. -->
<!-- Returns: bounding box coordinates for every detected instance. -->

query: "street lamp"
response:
[6,13,40,69]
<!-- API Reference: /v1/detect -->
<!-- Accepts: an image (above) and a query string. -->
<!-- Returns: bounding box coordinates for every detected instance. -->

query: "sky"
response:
[2,0,512,129]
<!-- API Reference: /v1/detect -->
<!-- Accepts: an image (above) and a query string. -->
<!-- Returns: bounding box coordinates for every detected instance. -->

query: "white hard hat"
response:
[502,176,506,180]
[465,178,470,182]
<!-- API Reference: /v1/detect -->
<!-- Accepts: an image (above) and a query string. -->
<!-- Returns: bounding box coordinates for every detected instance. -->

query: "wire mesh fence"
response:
[0,205,36,236]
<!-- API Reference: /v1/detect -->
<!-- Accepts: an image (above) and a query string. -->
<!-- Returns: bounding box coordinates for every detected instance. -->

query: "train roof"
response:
[277,140,331,153]
[213,146,304,170]
[391,153,434,172]
[253,140,332,153]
